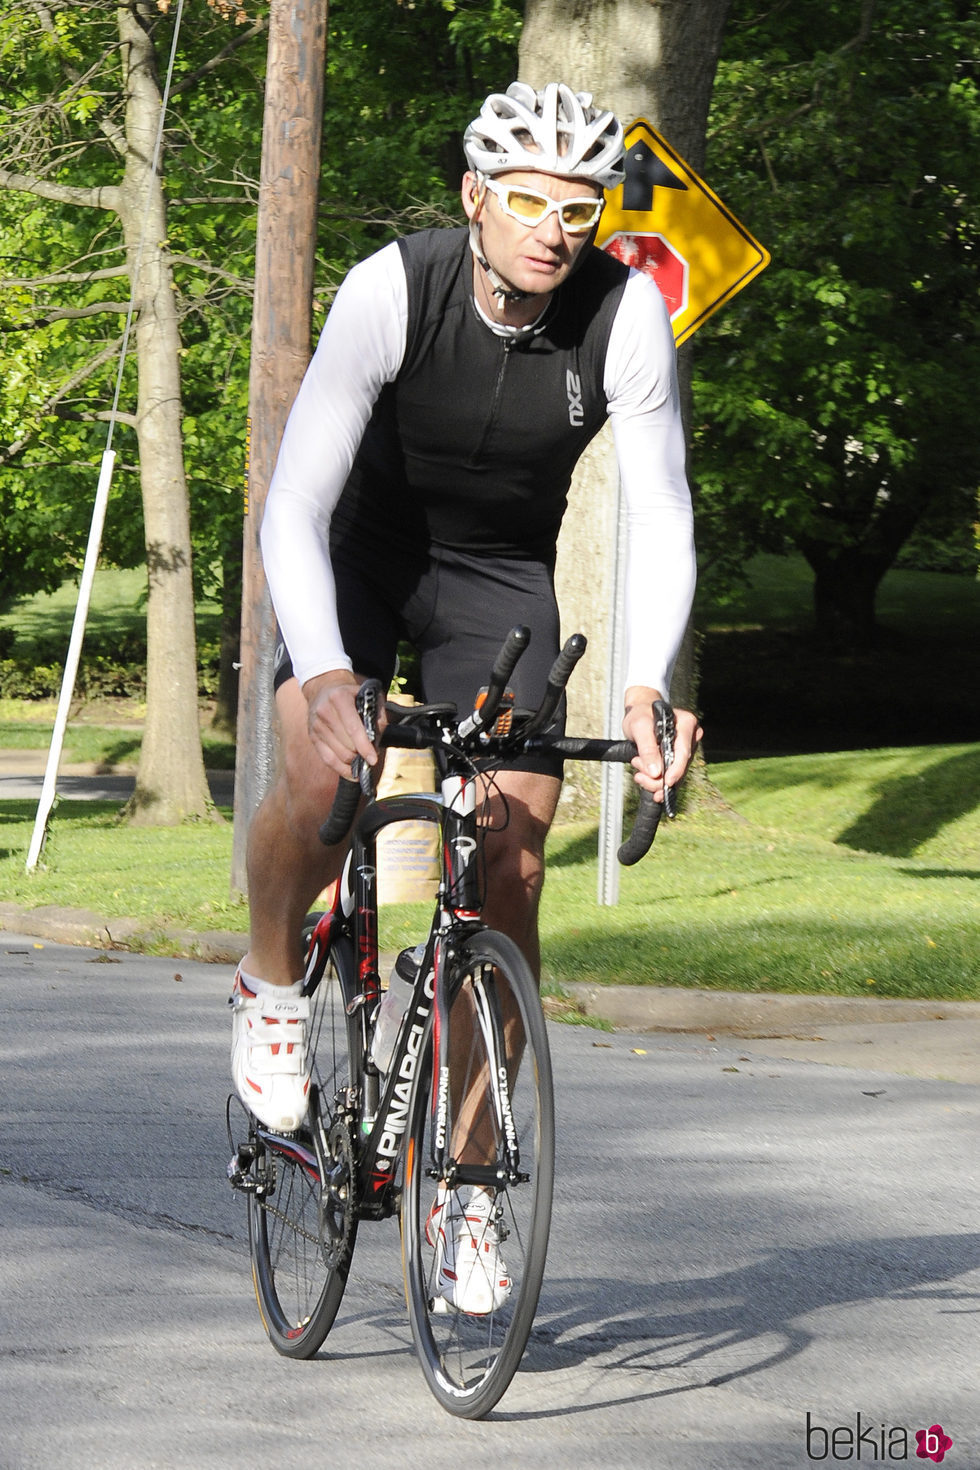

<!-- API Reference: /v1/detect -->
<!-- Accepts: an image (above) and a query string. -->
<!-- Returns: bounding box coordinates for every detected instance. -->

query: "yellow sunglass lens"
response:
[561,202,600,228]
[506,190,549,220]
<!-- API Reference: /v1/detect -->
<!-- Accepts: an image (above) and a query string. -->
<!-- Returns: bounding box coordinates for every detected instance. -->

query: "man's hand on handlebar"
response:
[622,685,702,803]
[303,669,387,780]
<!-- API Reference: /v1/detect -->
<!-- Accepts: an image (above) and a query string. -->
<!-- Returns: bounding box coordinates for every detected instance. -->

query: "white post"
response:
[597,480,627,906]
[26,449,116,872]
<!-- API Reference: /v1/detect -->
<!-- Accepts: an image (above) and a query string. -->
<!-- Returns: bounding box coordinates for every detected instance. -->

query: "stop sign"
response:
[602,231,688,321]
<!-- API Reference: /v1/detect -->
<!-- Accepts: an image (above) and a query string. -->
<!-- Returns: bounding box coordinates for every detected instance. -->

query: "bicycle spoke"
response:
[402,929,554,1418]
[245,937,359,1358]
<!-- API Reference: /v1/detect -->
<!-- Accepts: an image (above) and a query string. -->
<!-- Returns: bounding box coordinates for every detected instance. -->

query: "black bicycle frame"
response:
[301,756,527,1221]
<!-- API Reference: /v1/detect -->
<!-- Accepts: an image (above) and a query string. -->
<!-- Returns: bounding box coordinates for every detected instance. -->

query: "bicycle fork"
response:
[429,957,525,1193]
[429,775,526,1193]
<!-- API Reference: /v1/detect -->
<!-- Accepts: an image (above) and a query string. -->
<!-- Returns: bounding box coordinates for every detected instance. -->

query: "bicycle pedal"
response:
[227,1147,257,1193]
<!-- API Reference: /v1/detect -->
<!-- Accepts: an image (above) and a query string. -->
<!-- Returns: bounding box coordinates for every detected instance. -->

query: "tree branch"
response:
[171,194,256,206]
[2,301,130,327]
[0,168,120,213]
[729,0,879,146]
[0,337,124,466]
[169,254,253,291]
[838,0,877,56]
[758,139,780,192]
[21,0,56,39]
[170,16,269,96]
[12,2,127,159]
[0,265,129,289]
[54,406,139,429]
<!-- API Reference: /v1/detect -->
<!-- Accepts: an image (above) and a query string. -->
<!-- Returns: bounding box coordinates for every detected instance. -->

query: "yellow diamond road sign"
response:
[597,118,770,345]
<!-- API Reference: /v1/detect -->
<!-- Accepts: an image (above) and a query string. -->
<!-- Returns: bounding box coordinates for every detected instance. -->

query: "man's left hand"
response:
[622,685,702,803]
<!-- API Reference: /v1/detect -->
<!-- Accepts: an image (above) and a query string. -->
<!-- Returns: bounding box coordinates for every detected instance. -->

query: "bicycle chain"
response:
[320,1119,357,1268]
[254,1116,357,1260]
[257,1196,321,1248]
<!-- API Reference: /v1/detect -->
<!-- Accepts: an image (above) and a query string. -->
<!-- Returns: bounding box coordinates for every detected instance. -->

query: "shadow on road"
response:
[503,1232,980,1418]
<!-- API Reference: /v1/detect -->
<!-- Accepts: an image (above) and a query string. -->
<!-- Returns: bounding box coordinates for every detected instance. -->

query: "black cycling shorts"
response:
[273,545,565,779]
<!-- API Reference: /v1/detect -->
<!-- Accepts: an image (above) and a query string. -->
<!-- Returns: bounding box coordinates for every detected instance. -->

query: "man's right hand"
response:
[303,670,382,780]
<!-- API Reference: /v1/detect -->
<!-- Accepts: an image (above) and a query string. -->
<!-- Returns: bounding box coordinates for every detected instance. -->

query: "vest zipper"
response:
[468,337,513,467]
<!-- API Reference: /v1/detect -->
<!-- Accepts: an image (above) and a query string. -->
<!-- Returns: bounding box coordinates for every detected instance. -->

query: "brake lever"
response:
[353,679,382,797]
[319,678,382,847]
[654,699,677,819]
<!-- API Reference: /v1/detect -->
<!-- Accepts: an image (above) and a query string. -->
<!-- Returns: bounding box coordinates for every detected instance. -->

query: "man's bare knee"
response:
[480,771,560,967]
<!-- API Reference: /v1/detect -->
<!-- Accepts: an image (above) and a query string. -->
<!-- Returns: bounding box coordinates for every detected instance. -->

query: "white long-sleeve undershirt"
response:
[260,240,695,699]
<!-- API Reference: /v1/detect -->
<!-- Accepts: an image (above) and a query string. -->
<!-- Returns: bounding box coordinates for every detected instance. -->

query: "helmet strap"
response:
[467,217,531,303]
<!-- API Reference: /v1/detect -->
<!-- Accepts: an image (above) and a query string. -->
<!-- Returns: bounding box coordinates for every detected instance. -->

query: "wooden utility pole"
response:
[231,0,328,894]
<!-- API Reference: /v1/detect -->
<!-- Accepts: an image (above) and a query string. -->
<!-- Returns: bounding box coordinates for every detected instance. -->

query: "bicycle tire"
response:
[401,929,554,1418]
[248,933,360,1358]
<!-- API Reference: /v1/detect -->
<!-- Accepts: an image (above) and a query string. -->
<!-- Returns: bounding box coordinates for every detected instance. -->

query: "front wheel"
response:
[401,929,554,1417]
[247,934,360,1358]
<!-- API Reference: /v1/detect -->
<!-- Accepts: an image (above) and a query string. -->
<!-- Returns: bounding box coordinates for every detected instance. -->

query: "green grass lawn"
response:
[1,561,977,1000]
[0,566,222,652]
[0,799,248,935]
[3,744,975,1001]
[535,812,977,1002]
[0,709,235,770]
[697,552,980,638]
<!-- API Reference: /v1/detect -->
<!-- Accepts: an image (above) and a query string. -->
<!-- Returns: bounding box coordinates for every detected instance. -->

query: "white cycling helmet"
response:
[464,81,625,191]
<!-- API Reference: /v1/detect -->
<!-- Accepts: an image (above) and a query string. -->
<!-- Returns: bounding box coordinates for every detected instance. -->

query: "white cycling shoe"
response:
[427,1186,512,1315]
[230,970,311,1133]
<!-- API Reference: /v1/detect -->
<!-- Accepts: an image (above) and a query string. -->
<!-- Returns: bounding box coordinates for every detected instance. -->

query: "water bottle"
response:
[370,945,424,1074]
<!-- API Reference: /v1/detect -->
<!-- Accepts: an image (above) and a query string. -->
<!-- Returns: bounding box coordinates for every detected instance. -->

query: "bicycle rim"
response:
[401,929,554,1417]
[248,936,359,1358]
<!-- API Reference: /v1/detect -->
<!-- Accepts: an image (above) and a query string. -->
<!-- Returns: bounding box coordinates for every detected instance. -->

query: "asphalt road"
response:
[1,935,977,1469]
[0,758,234,806]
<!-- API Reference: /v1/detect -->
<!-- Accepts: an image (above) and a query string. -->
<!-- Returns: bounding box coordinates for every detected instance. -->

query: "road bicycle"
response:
[227,626,675,1417]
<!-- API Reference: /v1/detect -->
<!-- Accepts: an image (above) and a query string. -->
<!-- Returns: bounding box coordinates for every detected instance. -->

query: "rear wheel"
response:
[401,929,554,1417]
[247,934,360,1357]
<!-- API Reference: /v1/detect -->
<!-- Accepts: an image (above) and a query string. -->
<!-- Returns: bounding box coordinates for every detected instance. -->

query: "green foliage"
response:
[316,0,522,296]
[0,564,222,700]
[693,0,980,629]
[895,494,978,573]
[0,633,224,701]
[0,0,521,641]
[0,4,156,605]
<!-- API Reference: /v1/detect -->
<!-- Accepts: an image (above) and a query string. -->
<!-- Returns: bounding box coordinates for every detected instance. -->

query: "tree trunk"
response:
[522,0,730,808]
[119,1,214,824]
[520,0,730,170]
[801,542,890,649]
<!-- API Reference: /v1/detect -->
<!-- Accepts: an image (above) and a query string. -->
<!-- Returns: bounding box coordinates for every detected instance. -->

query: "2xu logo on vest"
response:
[805,1412,953,1462]
[565,370,584,427]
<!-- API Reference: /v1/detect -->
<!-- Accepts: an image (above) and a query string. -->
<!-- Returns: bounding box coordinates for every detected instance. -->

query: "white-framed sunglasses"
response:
[479,177,605,234]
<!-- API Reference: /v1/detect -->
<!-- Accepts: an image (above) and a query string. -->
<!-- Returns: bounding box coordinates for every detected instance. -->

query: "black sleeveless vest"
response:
[330,227,629,566]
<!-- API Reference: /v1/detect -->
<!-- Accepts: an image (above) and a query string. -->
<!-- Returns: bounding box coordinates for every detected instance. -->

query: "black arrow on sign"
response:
[623,139,688,213]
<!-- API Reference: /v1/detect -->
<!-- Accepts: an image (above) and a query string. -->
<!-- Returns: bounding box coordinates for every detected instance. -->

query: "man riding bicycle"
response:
[231,81,702,1306]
